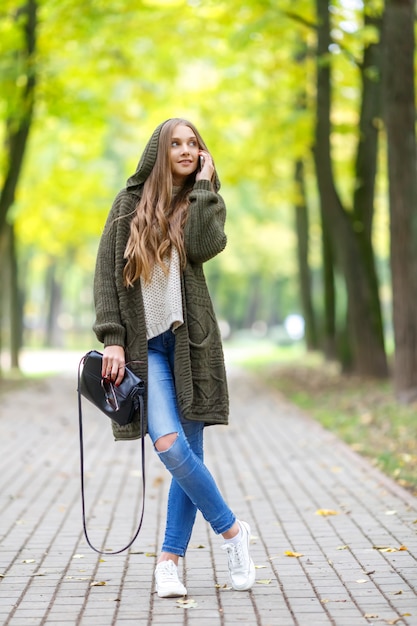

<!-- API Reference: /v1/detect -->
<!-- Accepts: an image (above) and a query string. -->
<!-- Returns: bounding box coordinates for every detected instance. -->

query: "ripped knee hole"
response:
[155,432,179,452]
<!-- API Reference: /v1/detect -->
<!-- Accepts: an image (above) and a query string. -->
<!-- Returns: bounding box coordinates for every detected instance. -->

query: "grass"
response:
[228,338,417,496]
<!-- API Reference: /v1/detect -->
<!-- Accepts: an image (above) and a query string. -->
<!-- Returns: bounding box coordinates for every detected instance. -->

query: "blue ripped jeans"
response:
[147,330,236,557]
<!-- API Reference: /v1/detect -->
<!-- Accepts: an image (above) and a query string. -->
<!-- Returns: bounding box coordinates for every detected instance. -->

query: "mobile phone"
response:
[198,155,204,171]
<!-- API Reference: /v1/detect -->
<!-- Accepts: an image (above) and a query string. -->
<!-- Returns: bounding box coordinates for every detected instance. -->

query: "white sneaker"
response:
[222,520,256,591]
[154,560,187,598]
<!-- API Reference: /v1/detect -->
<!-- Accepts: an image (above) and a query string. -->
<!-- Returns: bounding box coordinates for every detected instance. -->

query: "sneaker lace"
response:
[158,561,178,583]
[225,541,245,571]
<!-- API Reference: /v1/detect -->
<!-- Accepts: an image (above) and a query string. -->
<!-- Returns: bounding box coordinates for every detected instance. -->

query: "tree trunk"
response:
[294,159,318,350]
[313,0,388,377]
[45,262,63,347]
[8,224,23,369]
[0,1,37,373]
[321,218,337,360]
[383,0,417,401]
[244,275,261,329]
[0,0,37,237]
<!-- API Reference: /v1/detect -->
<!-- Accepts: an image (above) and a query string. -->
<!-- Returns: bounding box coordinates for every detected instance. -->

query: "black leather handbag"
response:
[78,349,144,425]
[77,350,146,554]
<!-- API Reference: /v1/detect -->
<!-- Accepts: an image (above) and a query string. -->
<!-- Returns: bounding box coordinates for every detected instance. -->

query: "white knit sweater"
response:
[140,246,184,340]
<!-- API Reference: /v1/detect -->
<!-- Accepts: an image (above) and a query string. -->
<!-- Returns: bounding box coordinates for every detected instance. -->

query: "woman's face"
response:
[170,124,200,184]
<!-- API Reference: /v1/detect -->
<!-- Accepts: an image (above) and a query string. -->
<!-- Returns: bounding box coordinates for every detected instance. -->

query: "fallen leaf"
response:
[321,508,341,516]
[22,560,36,564]
[364,570,375,576]
[284,551,304,558]
[385,510,397,516]
[315,509,340,516]
[90,581,107,587]
[356,579,368,584]
[373,545,407,553]
[72,554,85,559]
[255,565,267,569]
[337,545,349,550]
[321,599,330,604]
[256,579,272,585]
[145,552,157,557]
[392,590,403,595]
[176,598,197,609]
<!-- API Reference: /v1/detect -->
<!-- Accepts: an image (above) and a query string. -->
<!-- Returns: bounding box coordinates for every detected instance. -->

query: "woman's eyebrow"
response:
[171,135,197,141]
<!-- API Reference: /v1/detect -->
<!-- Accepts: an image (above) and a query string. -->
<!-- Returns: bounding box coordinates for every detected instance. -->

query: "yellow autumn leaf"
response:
[373,545,407,553]
[364,614,379,618]
[284,551,304,558]
[256,579,272,585]
[255,565,267,569]
[176,598,197,608]
[315,509,340,516]
[336,545,349,550]
[90,581,107,587]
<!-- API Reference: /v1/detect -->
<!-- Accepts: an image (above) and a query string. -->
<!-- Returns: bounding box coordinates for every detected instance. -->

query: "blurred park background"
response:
[1,0,416,490]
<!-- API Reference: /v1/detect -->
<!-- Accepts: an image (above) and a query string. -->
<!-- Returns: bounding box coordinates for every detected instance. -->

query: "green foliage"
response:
[0,0,395,346]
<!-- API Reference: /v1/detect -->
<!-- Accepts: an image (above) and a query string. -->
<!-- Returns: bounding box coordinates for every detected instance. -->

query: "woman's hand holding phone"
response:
[196,151,214,182]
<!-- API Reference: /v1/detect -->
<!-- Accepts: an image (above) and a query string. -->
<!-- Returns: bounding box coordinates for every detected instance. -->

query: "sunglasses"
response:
[101,377,119,411]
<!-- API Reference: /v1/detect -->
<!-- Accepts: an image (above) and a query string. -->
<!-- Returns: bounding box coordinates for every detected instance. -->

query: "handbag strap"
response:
[77,357,146,555]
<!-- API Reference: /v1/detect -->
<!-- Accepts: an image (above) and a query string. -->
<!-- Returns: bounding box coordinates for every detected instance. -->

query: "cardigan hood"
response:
[125,118,220,196]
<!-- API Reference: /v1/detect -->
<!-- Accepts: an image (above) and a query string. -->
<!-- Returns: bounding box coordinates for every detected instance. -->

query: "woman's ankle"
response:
[158,552,180,566]
[222,521,240,540]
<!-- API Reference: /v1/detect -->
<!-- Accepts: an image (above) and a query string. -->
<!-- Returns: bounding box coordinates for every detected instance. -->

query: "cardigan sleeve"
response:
[93,192,129,347]
[184,179,227,264]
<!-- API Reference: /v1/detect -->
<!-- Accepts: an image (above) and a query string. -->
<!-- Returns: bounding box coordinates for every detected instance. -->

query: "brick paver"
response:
[0,362,416,626]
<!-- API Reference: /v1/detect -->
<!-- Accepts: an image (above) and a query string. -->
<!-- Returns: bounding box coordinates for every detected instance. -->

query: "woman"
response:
[93,118,255,598]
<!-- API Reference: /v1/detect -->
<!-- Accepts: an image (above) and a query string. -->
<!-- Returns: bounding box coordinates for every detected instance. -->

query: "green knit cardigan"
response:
[93,122,229,440]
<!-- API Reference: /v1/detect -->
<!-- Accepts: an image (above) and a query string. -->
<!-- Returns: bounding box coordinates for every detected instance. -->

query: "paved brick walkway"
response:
[0,364,416,626]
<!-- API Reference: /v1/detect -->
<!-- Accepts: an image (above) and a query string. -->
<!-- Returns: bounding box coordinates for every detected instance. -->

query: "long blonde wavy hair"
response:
[123,118,211,287]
